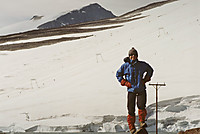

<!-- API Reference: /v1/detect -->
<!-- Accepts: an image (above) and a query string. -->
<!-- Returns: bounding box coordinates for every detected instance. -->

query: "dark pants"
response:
[127,90,147,116]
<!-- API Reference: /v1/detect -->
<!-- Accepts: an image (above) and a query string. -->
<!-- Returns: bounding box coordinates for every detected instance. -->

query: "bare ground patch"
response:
[0,35,93,51]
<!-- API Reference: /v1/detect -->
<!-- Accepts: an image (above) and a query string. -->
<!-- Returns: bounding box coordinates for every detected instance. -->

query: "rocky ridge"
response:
[37,3,116,29]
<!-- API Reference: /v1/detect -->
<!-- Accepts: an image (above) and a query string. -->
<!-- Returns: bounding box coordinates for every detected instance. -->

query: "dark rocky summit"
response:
[38,3,116,29]
[30,15,43,21]
[178,128,200,134]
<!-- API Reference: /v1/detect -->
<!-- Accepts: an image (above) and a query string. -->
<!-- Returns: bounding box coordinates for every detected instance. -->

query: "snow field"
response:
[0,0,200,132]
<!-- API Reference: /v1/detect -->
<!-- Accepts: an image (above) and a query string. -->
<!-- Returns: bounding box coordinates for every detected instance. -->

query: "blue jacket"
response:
[116,57,154,93]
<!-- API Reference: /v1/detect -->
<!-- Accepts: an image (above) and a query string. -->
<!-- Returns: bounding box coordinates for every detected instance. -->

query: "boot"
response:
[130,128,136,134]
[140,121,147,128]
[127,115,136,134]
[138,109,147,128]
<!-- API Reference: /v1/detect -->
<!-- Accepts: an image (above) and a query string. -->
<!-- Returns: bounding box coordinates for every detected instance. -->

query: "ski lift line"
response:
[149,82,166,134]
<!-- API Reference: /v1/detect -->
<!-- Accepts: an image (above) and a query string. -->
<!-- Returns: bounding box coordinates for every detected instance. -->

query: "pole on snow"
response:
[149,83,166,134]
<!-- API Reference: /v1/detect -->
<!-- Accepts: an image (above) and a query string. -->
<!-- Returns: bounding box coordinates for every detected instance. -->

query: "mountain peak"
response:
[38,3,116,29]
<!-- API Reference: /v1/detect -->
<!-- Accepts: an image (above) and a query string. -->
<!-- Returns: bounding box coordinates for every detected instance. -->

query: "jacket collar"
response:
[130,59,138,66]
[123,57,138,65]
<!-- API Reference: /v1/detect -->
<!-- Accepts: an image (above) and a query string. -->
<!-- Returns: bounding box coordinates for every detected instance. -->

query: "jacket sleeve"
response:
[116,64,126,83]
[144,63,154,82]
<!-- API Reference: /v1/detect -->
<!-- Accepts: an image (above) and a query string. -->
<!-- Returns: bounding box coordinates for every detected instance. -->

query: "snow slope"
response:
[0,0,200,132]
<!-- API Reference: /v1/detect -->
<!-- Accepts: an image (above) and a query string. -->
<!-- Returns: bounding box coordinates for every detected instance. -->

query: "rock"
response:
[82,122,102,132]
[146,119,156,127]
[159,116,186,129]
[178,128,200,134]
[30,15,43,21]
[177,121,189,128]
[165,105,187,113]
[191,120,200,125]
[115,125,125,132]
[102,115,115,123]
[178,131,185,134]
[38,3,116,29]
[115,116,127,122]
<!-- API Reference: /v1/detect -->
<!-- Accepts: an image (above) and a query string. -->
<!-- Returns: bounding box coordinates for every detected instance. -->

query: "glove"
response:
[121,79,132,88]
[121,79,126,86]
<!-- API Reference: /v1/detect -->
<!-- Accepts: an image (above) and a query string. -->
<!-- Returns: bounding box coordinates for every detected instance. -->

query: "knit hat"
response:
[128,47,138,57]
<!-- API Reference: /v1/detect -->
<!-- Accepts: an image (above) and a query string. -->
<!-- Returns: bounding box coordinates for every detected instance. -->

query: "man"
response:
[116,47,154,133]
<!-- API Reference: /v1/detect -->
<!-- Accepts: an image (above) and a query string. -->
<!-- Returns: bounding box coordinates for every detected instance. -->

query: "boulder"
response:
[178,128,200,134]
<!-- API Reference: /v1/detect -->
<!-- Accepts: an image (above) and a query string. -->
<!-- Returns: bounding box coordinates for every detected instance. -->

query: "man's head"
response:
[128,47,138,61]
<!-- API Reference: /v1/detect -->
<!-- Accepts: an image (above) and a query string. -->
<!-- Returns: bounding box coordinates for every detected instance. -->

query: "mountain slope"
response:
[0,0,200,132]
